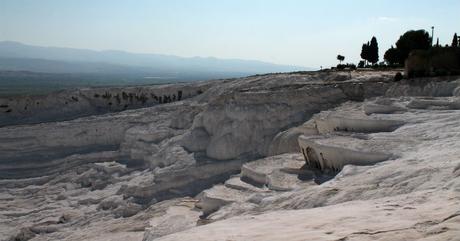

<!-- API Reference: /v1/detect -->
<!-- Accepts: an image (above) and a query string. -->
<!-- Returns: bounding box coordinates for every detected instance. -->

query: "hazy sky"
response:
[1,0,459,68]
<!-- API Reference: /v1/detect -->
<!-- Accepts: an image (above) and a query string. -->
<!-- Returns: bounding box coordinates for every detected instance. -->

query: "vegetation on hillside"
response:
[360,37,379,65]
[384,30,432,66]
[333,29,460,79]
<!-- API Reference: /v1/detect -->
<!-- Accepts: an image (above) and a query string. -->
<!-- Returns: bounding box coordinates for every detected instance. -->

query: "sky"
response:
[0,0,459,68]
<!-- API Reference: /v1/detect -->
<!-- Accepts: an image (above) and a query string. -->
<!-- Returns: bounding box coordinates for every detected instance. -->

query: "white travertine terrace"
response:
[298,135,392,171]
[1,71,460,241]
[154,95,460,241]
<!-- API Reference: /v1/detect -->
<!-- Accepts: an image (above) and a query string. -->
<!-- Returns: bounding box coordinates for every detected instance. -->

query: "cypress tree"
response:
[453,33,458,47]
[360,43,369,65]
[360,37,379,65]
[369,37,379,64]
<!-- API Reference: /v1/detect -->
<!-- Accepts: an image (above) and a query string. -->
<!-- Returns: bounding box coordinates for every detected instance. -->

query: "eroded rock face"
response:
[386,78,460,97]
[201,87,346,160]
[240,154,305,189]
[2,71,460,241]
[189,72,454,162]
[268,120,318,156]
[298,135,393,171]
[180,127,211,152]
[315,116,404,133]
[0,82,212,127]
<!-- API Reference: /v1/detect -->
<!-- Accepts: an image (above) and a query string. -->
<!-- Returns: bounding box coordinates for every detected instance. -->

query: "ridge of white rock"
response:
[0,82,211,127]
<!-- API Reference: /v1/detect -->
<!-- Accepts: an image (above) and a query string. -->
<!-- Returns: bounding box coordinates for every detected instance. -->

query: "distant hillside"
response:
[0,41,313,96]
[0,41,309,78]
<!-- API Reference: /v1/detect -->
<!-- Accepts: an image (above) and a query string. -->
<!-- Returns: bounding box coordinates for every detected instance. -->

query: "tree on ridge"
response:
[384,45,399,65]
[368,37,379,64]
[337,55,345,64]
[394,30,431,63]
[453,33,458,47]
[360,37,379,65]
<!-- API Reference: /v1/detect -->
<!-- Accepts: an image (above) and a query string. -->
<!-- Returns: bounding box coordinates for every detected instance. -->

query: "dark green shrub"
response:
[336,64,355,70]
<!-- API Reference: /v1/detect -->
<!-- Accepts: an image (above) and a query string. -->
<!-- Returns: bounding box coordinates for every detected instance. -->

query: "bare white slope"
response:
[158,191,459,241]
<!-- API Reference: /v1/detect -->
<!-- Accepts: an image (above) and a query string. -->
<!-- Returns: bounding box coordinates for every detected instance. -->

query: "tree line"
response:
[335,30,459,68]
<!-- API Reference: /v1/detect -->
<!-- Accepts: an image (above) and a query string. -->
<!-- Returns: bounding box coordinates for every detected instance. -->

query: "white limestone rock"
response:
[3,72,460,241]
[195,185,248,216]
[268,120,319,156]
[241,154,305,190]
[180,127,210,152]
[201,86,347,160]
[407,97,460,110]
[142,198,201,241]
[155,191,460,241]
[148,144,196,170]
[153,96,460,241]
[363,97,407,115]
[298,135,393,171]
[224,176,269,193]
[0,81,212,127]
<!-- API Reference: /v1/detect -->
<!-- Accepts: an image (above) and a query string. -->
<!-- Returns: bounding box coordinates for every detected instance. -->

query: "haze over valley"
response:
[0,41,305,95]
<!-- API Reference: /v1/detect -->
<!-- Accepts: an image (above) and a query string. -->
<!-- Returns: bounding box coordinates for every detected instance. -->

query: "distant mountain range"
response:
[0,41,309,80]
